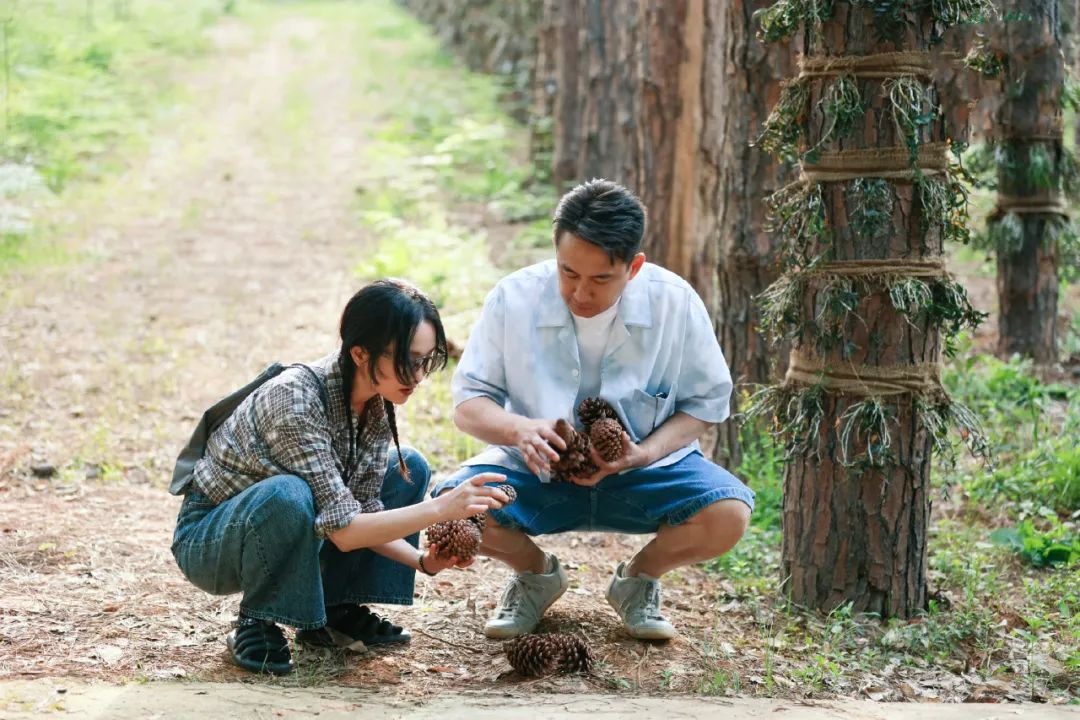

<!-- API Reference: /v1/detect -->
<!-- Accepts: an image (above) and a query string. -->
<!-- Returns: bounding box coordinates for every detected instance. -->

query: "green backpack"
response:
[169,363,327,496]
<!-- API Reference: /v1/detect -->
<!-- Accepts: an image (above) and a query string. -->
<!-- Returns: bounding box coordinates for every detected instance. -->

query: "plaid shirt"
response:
[191,354,391,538]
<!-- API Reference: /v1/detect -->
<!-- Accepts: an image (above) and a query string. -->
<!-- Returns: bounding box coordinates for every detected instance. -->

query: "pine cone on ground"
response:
[590,417,625,463]
[577,397,619,431]
[550,419,597,482]
[505,633,595,676]
[426,519,481,562]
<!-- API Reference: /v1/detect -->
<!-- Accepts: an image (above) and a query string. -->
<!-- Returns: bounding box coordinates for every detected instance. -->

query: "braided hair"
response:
[338,279,448,482]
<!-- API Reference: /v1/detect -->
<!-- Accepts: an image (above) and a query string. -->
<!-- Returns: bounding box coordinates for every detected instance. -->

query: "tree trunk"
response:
[528,0,559,177]
[710,0,794,468]
[395,1,540,122]
[552,0,584,188]
[779,4,949,618]
[575,0,641,182]
[993,0,1063,363]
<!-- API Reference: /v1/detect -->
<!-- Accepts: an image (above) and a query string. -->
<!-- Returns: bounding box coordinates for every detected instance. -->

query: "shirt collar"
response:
[535,262,652,329]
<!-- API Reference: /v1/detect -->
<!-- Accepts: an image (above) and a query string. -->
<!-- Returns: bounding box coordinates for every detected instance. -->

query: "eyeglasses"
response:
[383,351,440,376]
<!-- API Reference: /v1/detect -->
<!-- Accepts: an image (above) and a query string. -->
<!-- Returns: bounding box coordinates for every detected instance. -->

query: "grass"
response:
[343,0,554,472]
[706,351,1080,702]
[0,0,229,271]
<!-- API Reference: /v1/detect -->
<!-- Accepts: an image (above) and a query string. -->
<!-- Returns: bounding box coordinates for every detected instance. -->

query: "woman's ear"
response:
[350,346,367,367]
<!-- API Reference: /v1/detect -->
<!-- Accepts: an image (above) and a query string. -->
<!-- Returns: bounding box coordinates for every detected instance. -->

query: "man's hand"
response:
[419,543,474,574]
[510,417,567,476]
[570,431,652,487]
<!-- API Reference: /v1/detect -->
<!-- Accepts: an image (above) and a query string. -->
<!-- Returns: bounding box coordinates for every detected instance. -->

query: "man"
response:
[431,179,754,640]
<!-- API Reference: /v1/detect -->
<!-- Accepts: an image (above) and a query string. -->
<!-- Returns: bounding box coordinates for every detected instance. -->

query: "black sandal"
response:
[226,616,294,675]
[295,605,411,650]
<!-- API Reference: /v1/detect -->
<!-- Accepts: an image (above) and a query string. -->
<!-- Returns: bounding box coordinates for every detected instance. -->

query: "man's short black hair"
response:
[552,179,647,264]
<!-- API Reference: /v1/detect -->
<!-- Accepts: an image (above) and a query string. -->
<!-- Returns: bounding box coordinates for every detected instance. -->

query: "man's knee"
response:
[693,498,752,557]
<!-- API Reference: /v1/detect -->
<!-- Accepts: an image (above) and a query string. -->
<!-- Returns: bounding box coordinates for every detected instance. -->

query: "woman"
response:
[170,279,508,675]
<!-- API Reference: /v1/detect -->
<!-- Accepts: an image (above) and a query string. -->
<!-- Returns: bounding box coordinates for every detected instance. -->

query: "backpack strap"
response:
[169,362,331,496]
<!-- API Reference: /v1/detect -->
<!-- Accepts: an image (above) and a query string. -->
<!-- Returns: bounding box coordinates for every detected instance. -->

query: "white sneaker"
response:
[605,561,677,640]
[483,553,569,639]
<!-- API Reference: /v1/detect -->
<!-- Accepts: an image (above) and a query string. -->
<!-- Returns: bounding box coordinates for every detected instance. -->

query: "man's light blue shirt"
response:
[451,260,733,478]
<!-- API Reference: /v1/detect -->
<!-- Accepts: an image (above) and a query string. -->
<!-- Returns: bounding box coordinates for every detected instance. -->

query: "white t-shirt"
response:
[571,300,620,418]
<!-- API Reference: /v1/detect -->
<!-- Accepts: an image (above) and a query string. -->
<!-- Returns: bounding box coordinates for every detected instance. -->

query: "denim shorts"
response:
[430,450,754,536]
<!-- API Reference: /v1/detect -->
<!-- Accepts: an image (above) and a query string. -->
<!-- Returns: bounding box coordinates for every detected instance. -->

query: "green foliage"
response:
[744,382,826,461]
[763,181,828,265]
[964,46,1006,78]
[759,265,983,357]
[756,0,995,44]
[991,520,1080,568]
[704,426,783,586]
[884,75,936,159]
[946,353,1080,515]
[1,1,222,190]
[0,0,225,266]
[755,0,835,42]
[755,78,809,162]
[848,178,894,241]
[346,0,550,473]
[944,353,1070,449]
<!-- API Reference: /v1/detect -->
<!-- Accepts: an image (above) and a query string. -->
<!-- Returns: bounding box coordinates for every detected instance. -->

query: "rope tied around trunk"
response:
[784,349,944,398]
[993,192,1069,218]
[801,258,947,280]
[798,51,938,80]
[799,142,950,184]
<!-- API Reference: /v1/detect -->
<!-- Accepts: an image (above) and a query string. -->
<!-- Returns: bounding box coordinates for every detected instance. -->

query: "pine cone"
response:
[505,633,595,676]
[550,419,597,482]
[590,417,625,462]
[426,519,481,562]
[468,513,487,533]
[552,634,595,674]
[466,483,517,532]
[577,397,619,431]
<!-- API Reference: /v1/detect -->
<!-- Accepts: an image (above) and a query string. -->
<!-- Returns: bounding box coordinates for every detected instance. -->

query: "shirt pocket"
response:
[621,388,674,440]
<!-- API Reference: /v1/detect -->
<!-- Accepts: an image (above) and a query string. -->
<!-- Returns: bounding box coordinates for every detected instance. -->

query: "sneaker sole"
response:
[483,576,570,639]
[624,624,677,641]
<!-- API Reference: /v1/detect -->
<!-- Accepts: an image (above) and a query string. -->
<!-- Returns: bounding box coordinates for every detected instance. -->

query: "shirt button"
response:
[559,329,569,340]
[572,369,579,377]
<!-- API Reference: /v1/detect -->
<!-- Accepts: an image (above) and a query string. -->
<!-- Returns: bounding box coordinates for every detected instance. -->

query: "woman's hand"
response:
[417,544,474,575]
[510,417,567,476]
[436,472,510,521]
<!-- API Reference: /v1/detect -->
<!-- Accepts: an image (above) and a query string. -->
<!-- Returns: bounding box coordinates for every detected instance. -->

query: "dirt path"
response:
[4,680,1077,720]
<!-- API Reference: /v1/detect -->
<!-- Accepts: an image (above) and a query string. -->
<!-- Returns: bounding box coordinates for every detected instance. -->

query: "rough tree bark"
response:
[778,4,956,618]
[993,0,1063,363]
[710,0,793,467]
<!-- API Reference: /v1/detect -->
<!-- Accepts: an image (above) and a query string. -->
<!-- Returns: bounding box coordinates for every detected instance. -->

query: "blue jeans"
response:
[171,448,430,630]
[431,450,754,536]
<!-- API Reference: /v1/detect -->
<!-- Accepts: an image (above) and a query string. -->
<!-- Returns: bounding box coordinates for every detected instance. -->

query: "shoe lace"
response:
[496,574,545,619]
[637,581,666,622]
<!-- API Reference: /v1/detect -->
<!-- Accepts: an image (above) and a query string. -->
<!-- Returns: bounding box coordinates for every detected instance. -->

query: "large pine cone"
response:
[426,519,481,562]
[467,483,518,533]
[577,397,619,431]
[590,417,624,462]
[505,633,595,676]
[550,419,597,482]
